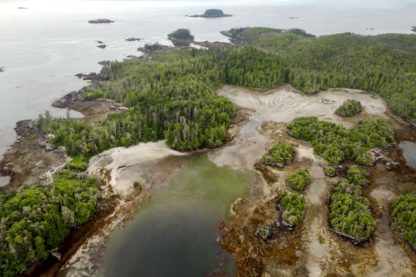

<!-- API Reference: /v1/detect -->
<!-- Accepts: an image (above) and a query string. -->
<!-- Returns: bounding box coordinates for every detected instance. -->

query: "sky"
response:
[3,0,415,6]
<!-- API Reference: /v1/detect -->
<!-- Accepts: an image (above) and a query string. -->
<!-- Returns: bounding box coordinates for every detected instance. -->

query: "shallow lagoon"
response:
[98,155,253,277]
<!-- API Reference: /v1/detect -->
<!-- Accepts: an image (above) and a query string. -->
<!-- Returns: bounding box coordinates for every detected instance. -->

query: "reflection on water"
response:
[97,155,253,277]
[400,141,416,169]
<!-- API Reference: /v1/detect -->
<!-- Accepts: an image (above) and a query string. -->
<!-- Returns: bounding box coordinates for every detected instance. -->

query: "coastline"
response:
[1,36,416,276]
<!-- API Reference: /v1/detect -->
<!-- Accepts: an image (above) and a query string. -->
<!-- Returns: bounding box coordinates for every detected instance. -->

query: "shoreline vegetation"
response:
[329,166,375,244]
[0,27,416,275]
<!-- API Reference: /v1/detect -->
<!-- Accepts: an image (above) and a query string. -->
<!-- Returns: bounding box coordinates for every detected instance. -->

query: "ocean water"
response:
[0,0,415,159]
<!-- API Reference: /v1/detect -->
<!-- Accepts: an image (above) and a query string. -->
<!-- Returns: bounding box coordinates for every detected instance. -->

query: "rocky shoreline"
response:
[1,35,415,276]
[0,120,67,191]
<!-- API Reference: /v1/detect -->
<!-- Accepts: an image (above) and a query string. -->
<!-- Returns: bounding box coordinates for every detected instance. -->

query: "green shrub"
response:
[347,165,368,186]
[288,117,394,165]
[287,170,311,192]
[255,225,272,240]
[280,192,306,226]
[335,99,363,117]
[0,170,99,275]
[67,155,89,171]
[323,164,337,177]
[329,179,375,240]
[392,192,416,250]
[261,142,294,167]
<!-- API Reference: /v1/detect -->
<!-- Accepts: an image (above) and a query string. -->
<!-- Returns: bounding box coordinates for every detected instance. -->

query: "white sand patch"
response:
[0,176,10,187]
[305,218,329,277]
[210,86,387,170]
[88,141,186,196]
[209,118,268,170]
[368,186,415,277]
[218,86,387,127]
[296,144,319,162]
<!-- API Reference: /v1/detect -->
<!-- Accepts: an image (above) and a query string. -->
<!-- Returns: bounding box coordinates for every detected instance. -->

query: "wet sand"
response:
[216,85,416,276]
[28,84,416,276]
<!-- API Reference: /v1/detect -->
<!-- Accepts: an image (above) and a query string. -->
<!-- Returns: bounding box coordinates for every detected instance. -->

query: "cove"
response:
[98,154,253,277]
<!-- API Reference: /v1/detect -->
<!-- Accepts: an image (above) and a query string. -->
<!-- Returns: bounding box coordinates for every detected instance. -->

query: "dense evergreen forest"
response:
[392,193,416,250]
[260,141,294,167]
[288,116,394,165]
[279,192,306,227]
[0,169,99,276]
[287,170,311,192]
[225,27,416,124]
[329,166,374,240]
[2,27,416,274]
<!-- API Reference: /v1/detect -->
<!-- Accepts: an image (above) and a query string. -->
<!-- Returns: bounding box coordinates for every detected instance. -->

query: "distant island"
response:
[168,28,194,47]
[188,9,232,18]
[88,18,114,24]
[96,41,106,49]
[17,7,28,10]
[126,37,141,42]
[412,26,416,32]
[0,67,4,72]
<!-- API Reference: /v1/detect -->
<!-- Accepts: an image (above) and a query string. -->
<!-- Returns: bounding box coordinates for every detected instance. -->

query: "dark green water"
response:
[99,155,253,277]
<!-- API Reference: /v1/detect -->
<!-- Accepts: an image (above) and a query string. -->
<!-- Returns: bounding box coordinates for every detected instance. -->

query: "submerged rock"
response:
[75,72,99,81]
[88,18,114,24]
[372,148,400,169]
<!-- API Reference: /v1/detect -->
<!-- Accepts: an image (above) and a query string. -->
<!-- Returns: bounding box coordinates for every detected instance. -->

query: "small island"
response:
[0,67,4,72]
[188,9,232,18]
[412,26,416,32]
[96,41,106,49]
[167,28,194,47]
[88,18,114,24]
[126,37,141,42]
